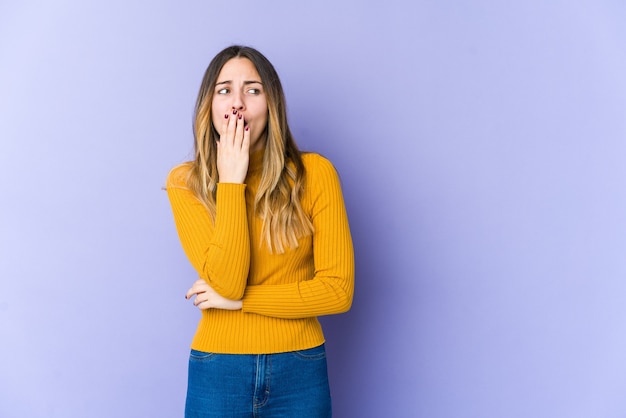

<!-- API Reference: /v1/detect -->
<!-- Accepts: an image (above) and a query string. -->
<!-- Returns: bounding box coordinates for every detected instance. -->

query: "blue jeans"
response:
[185,344,332,417]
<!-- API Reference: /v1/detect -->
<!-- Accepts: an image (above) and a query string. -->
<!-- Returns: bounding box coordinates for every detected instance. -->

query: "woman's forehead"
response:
[217,58,261,82]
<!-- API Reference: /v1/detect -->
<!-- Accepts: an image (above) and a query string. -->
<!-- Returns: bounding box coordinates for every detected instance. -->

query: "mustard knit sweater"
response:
[166,150,354,354]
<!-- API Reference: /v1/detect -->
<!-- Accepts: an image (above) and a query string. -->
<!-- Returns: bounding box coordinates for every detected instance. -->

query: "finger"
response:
[218,111,231,139]
[234,112,245,149]
[225,109,238,145]
[195,292,213,309]
[196,300,210,310]
[185,280,207,299]
[186,286,203,300]
[194,280,210,292]
[242,123,250,153]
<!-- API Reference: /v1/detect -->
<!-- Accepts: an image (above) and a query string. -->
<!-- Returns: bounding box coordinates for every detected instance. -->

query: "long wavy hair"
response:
[187,45,313,253]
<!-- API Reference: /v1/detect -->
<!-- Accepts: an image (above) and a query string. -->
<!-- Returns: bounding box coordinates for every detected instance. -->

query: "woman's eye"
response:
[217,88,229,94]
[248,88,260,94]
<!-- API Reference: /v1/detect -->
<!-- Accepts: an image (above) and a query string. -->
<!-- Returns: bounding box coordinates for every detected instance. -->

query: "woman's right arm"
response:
[166,166,250,300]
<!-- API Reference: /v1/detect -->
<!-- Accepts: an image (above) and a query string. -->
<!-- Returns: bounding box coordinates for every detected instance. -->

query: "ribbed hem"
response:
[190,310,325,354]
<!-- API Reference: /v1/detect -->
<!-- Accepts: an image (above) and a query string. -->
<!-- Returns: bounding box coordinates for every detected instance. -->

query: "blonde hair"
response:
[188,45,313,253]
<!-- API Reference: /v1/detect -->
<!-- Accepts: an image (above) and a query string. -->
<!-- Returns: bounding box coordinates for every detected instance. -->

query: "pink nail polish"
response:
[245,126,249,131]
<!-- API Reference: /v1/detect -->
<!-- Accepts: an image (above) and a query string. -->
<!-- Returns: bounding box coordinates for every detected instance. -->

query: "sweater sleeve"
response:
[165,165,250,300]
[241,156,354,318]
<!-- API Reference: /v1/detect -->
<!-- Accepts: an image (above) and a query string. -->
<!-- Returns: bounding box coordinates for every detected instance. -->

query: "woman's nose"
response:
[231,92,245,110]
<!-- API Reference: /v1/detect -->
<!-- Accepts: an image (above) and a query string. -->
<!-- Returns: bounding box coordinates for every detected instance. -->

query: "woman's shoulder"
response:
[166,162,193,189]
[301,152,337,174]
[300,152,341,190]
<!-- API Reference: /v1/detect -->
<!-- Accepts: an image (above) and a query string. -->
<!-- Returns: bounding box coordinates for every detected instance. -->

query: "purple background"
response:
[2,1,626,417]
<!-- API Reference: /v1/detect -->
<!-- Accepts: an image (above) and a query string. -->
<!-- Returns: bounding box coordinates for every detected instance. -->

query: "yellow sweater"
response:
[166,150,354,354]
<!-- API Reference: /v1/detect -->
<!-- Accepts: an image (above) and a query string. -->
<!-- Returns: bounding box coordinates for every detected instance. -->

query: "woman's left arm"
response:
[241,156,355,319]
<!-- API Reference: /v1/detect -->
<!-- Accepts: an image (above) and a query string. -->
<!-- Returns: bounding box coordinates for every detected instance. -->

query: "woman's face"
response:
[211,57,269,152]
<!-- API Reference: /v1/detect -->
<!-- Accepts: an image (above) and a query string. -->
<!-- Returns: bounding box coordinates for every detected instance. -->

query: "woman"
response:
[166,45,354,417]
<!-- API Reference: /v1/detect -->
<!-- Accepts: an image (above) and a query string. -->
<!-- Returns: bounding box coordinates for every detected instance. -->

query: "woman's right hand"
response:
[186,279,243,311]
[216,109,250,183]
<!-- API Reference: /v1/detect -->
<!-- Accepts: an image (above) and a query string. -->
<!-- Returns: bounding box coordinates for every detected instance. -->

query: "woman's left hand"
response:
[185,279,243,311]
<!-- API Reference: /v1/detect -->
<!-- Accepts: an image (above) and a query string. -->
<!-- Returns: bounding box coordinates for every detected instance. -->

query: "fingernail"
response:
[245,126,249,131]
[224,113,228,119]
[232,109,237,115]
[238,113,243,120]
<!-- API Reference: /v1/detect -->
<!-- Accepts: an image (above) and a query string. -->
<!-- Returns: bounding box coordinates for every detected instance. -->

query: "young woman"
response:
[166,45,354,417]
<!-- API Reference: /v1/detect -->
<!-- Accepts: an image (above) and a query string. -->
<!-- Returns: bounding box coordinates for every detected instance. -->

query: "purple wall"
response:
[2,1,626,417]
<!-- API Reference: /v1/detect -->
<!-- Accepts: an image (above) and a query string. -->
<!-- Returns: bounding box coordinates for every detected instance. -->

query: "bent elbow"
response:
[333,282,353,314]
[338,290,353,313]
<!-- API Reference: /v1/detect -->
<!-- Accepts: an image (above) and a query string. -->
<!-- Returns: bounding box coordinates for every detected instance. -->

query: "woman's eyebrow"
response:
[215,80,262,86]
